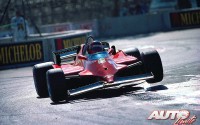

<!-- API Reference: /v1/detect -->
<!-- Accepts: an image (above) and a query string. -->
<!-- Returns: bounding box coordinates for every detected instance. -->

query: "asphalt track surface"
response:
[0,28,200,125]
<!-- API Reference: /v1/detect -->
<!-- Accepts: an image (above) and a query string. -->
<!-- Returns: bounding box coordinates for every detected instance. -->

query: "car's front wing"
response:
[68,73,154,96]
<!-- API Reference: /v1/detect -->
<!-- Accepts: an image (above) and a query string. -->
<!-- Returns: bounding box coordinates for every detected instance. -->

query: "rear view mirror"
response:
[108,48,114,54]
[78,55,87,60]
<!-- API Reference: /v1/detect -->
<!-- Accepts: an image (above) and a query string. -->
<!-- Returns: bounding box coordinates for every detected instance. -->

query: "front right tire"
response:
[141,50,163,83]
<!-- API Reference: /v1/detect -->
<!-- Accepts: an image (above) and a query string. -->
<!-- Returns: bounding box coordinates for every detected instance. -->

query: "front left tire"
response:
[46,68,67,103]
[124,47,141,60]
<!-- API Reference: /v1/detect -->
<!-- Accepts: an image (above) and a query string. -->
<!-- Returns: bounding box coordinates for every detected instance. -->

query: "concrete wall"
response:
[39,21,95,34]
[97,12,171,37]
[96,8,200,37]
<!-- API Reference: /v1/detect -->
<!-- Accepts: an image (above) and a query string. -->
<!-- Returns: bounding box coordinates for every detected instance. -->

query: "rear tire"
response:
[124,48,141,60]
[33,62,53,97]
[47,68,67,103]
[141,50,163,83]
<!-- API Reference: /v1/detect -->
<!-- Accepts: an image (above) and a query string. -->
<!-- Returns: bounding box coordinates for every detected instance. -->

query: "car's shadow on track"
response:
[51,84,168,105]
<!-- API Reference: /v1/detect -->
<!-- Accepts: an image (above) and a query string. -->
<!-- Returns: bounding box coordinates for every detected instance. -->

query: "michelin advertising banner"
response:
[0,41,44,69]
[170,9,200,28]
[55,35,86,50]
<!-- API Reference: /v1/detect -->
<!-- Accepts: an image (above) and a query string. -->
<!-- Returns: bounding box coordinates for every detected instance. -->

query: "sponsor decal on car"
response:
[98,58,105,64]
[148,110,197,125]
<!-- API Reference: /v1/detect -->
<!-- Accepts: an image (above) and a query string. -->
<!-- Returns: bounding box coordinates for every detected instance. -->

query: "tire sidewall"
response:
[47,68,66,102]
[141,50,163,83]
[33,62,53,97]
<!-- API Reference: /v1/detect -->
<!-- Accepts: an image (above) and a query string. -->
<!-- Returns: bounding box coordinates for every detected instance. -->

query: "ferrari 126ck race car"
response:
[33,36,163,103]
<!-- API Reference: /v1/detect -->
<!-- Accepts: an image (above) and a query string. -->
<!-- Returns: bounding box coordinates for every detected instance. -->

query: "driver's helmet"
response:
[87,41,104,54]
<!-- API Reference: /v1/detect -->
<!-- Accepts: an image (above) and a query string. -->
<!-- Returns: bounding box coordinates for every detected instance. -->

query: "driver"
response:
[82,36,94,55]
[87,42,104,54]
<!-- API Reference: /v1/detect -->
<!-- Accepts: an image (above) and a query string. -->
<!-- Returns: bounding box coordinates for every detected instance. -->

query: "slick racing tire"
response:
[33,62,53,97]
[47,68,66,103]
[124,48,141,60]
[141,50,163,83]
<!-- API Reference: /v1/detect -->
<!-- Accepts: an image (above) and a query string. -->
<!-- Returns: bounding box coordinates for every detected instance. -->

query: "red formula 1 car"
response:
[33,36,163,103]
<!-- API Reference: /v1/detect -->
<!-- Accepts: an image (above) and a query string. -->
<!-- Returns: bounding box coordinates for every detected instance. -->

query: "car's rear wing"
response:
[52,46,80,65]
[52,42,110,65]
